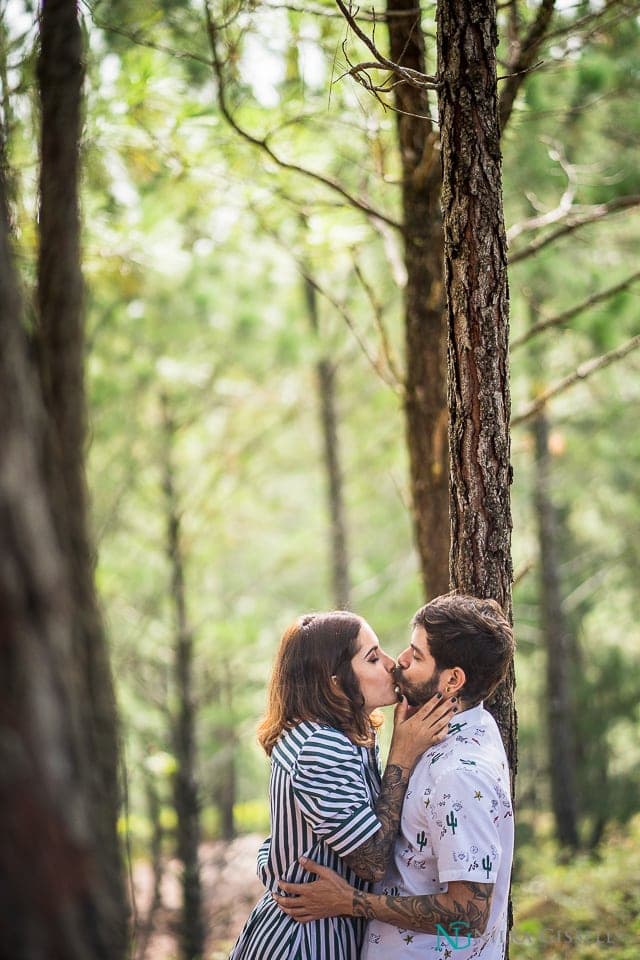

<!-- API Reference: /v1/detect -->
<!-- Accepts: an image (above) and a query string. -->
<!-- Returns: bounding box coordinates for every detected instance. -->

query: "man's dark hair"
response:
[412,594,514,704]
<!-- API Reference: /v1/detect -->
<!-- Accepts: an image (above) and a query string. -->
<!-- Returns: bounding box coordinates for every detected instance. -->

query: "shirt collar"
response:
[447,700,486,732]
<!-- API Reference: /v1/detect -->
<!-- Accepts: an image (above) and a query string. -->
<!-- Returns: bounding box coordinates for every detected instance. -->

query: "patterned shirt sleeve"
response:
[426,766,507,885]
[291,729,381,856]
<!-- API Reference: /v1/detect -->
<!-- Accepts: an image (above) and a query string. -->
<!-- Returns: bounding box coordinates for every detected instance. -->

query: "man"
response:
[274,593,515,960]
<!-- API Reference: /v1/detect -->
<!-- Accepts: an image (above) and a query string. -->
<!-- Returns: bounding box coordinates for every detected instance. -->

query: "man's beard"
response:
[398,669,443,708]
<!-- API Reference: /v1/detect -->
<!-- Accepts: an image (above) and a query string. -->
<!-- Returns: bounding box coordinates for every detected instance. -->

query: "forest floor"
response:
[132,834,264,960]
[132,819,640,960]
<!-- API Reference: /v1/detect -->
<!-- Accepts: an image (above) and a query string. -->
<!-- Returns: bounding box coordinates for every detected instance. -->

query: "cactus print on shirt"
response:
[362,703,514,960]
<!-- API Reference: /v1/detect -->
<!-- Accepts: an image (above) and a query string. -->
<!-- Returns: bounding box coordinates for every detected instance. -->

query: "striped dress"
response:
[229,720,382,960]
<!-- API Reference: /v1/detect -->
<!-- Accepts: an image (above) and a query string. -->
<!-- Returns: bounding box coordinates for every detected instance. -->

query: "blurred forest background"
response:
[2,0,640,958]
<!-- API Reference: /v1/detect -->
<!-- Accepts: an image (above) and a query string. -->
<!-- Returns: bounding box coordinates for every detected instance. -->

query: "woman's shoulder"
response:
[275,720,358,767]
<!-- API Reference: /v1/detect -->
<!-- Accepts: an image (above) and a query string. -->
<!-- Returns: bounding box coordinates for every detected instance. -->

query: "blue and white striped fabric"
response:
[229,720,382,960]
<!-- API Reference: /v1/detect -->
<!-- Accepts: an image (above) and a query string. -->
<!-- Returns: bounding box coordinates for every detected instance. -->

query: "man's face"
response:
[395,624,445,707]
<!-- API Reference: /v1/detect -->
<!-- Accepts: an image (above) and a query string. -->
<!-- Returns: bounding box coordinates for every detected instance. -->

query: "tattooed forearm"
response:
[342,763,409,881]
[351,881,493,935]
[353,890,377,921]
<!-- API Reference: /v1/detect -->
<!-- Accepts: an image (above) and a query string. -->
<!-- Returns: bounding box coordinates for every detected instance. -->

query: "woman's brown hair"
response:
[257,611,381,756]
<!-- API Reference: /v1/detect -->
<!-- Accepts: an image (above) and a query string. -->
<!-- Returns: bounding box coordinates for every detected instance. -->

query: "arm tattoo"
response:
[352,882,493,936]
[342,763,409,881]
[353,890,377,921]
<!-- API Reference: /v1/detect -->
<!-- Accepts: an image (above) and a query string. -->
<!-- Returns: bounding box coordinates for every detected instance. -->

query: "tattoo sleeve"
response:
[342,763,409,881]
[352,881,493,936]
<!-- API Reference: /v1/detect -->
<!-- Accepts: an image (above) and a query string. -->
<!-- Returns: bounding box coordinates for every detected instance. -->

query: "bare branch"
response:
[512,333,640,427]
[334,0,439,91]
[370,215,407,287]
[263,0,426,21]
[250,206,403,391]
[85,12,213,67]
[352,256,404,383]
[512,271,640,350]
[335,54,437,122]
[303,266,402,390]
[542,0,638,45]
[499,0,556,132]
[202,0,401,229]
[509,194,640,265]
[513,559,534,588]
[507,140,576,242]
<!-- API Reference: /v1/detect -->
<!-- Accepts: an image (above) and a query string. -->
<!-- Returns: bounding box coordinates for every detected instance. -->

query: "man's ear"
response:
[443,667,466,696]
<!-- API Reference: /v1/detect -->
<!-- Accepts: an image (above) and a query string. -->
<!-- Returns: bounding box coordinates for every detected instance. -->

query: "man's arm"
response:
[274,860,493,935]
[352,882,492,935]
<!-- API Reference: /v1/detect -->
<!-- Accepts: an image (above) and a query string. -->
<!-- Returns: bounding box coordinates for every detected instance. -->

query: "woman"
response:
[229,611,454,960]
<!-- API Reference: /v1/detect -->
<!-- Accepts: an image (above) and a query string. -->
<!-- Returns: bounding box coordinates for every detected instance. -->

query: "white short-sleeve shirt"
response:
[363,703,514,960]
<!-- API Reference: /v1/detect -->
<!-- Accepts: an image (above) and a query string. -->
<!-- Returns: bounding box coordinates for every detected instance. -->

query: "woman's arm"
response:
[342,695,455,881]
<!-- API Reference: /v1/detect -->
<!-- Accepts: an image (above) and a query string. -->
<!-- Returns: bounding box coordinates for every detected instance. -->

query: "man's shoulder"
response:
[405,707,508,794]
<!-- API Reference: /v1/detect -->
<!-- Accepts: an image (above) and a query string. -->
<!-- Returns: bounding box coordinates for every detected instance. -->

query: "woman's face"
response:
[350,621,397,713]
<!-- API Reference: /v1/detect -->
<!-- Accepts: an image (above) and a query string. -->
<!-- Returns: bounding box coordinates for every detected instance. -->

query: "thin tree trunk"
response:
[437,2,516,949]
[136,771,165,960]
[386,0,450,600]
[160,394,205,960]
[303,274,351,608]
[217,742,237,841]
[214,664,237,841]
[533,409,580,850]
[438,0,516,745]
[0,169,118,960]
[0,9,16,212]
[35,1,127,952]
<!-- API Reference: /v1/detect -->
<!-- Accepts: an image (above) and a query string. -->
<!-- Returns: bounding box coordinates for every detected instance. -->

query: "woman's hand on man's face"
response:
[388,693,456,769]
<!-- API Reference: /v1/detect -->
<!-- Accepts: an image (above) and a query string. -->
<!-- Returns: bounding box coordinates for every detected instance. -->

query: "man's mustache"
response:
[391,664,405,685]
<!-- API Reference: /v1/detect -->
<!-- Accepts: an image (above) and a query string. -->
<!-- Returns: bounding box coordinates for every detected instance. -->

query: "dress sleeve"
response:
[291,728,381,857]
[426,766,508,884]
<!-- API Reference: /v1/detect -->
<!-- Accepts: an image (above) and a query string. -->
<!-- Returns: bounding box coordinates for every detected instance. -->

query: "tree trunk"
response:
[213,664,237,841]
[0,13,16,213]
[35,1,127,952]
[136,770,165,960]
[437,3,516,947]
[386,0,450,600]
[160,395,205,960]
[0,172,120,960]
[438,0,515,746]
[533,409,580,850]
[303,274,351,608]
[217,741,237,841]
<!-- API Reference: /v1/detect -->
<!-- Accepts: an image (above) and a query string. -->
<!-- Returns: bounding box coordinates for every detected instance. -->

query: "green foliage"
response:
[5,0,639,899]
[513,818,640,959]
[75,7,637,955]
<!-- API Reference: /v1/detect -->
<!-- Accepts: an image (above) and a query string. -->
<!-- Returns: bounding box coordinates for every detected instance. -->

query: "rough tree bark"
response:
[303,274,351,608]
[35,0,127,952]
[386,0,450,600]
[533,408,580,850]
[0,176,119,960]
[437,0,516,762]
[160,394,205,960]
[438,8,516,951]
